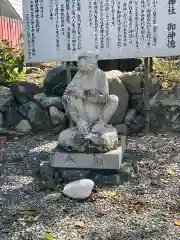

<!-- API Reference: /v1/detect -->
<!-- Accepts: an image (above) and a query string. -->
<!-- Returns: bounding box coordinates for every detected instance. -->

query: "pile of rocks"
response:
[106,70,162,135]
[0,84,67,134]
[150,83,180,132]
[0,64,162,135]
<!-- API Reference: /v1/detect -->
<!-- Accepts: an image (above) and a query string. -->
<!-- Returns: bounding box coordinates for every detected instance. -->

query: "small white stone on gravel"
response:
[63,179,94,199]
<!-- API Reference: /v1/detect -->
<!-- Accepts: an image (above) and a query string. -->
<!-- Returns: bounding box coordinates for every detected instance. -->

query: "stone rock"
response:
[150,84,180,132]
[63,179,94,199]
[92,172,122,185]
[11,82,41,104]
[121,72,162,96]
[15,120,32,133]
[121,72,143,94]
[105,70,123,79]
[27,101,53,131]
[86,161,134,185]
[119,161,135,181]
[60,170,89,182]
[125,108,136,126]
[130,95,145,115]
[43,65,78,96]
[58,125,119,153]
[40,161,55,180]
[3,102,23,129]
[87,161,135,186]
[149,75,162,96]
[106,71,129,125]
[0,86,14,111]
[17,101,52,131]
[0,112,3,127]
[34,93,63,110]
[17,103,29,118]
[74,221,85,228]
[49,106,66,125]
[45,179,57,190]
[18,101,40,119]
[115,124,127,135]
[120,162,135,175]
[129,115,145,133]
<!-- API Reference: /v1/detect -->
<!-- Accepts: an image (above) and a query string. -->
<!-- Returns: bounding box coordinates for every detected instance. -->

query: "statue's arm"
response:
[63,78,77,96]
[97,72,109,103]
[63,74,84,98]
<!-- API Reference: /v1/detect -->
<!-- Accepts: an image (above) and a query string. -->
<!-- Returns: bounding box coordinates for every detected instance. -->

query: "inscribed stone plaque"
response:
[50,146,123,169]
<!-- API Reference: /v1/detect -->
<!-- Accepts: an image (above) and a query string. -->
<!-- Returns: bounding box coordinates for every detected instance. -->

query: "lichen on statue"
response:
[58,52,119,153]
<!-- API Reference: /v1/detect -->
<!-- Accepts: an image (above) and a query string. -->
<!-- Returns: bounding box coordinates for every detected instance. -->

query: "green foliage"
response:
[44,232,55,240]
[153,57,179,73]
[0,39,24,85]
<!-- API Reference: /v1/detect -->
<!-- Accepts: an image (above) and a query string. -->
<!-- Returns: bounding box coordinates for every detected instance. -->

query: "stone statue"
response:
[58,52,119,153]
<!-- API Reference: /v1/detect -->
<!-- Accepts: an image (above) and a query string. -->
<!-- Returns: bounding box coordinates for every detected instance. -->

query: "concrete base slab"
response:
[50,147,123,169]
[50,136,126,170]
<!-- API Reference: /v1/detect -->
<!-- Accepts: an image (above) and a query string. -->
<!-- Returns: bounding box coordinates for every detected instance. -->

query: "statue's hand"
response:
[65,88,84,99]
[83,89,97,102]
[76,89,85,99]
[84,90,107,104]
[84,89,95,97]
[97,94,107,104]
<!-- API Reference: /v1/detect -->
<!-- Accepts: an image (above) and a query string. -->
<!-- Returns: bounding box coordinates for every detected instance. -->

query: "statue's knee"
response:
[109,95,119,107]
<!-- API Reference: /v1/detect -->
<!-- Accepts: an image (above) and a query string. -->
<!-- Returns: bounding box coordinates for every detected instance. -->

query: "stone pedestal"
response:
[49,136,126,170]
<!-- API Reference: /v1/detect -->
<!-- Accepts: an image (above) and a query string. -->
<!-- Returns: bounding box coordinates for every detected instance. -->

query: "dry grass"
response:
[24,71,45,87]
[153,57,180,89]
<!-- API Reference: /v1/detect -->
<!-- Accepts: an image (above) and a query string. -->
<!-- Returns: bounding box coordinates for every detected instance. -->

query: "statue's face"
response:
[78,56,97,73]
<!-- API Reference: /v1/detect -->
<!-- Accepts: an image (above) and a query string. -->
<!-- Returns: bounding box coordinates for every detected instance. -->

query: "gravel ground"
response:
[0,133,180,240]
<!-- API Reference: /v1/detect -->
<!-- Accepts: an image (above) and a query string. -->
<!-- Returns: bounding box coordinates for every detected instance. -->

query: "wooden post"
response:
[144,58,150,134]
[66,61,71,85]
[66,61,73,127]
[149,57,153,73]
[168,57,172,73]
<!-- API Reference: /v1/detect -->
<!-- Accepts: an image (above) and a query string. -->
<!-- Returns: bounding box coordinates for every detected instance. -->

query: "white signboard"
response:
[23,0,180,62]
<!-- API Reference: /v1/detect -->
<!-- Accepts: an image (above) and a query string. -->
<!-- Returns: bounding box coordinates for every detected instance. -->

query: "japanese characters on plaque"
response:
[64,155,76,165]
[23,0,180,62]
[167,0,176,49]
[94,156,104,167]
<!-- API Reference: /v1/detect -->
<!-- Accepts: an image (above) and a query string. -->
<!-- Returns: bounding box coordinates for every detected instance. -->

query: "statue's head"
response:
[77,52,98,73]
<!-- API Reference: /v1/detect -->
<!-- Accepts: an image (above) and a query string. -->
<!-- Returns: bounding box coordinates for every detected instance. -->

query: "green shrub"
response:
[0,39,24,85]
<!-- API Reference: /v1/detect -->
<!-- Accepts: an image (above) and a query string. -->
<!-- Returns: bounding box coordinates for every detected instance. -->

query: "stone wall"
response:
[150,83,180,133]
[0,65,162,135]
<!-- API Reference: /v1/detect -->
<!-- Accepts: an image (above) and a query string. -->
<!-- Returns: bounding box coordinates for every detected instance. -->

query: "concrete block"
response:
[50,145,125,170]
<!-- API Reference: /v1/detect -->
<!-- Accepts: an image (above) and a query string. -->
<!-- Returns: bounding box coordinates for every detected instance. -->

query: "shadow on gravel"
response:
[88,224,168,240]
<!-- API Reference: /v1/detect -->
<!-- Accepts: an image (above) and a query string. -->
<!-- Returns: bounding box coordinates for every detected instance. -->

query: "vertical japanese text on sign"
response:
[23,0,180,62]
